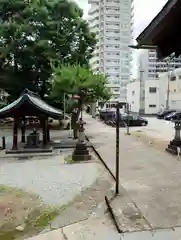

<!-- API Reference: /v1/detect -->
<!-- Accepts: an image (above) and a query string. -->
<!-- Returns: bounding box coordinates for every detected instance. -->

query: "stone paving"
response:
[25,114,181,239]
[83,113,181,236]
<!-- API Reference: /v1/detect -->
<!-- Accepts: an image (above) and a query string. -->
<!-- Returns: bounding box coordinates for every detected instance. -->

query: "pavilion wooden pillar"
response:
[21,117,26,143]
[47,122,50,142]
[12,118,18,149]
[42,118,48,145]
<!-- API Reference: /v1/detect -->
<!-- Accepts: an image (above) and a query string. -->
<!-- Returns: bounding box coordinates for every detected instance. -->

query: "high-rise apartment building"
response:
[88,0,133,102]
[138,50,181,80]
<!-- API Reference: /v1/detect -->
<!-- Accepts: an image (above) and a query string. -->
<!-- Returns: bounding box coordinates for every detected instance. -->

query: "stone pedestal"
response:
[72,118,91,161]
[166,121,181,154]
[72,142,91,161]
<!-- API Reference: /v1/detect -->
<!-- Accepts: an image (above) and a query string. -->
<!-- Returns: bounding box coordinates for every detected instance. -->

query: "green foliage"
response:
[0,0,97,101]
[51,64,111,104]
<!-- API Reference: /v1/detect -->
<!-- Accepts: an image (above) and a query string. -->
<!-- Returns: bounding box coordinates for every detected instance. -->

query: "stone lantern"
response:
[72,89,92,161]
[72,118,91,161]
[166,120,181,154]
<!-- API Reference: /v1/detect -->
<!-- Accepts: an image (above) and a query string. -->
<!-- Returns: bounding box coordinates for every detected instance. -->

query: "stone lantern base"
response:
[166,139,181,155]
[72,142,91,161]
[166,120,181,155]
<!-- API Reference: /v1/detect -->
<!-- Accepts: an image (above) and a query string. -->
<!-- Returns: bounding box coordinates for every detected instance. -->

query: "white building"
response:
[138,50,181,81]
[127,79,160,114]
[159,68,181,110]
[127,68,181,114]
[88,0,133,102]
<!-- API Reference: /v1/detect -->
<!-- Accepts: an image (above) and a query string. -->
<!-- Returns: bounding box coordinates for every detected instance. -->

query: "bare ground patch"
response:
[131,130,169,152]
[0,185,58,240]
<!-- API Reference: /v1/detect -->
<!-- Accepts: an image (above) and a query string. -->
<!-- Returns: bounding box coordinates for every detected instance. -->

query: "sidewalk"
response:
[84,114,181,233]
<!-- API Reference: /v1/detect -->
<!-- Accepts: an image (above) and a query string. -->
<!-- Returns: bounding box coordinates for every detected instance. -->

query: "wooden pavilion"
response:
[136,0,181,59]
[0,89,63,150]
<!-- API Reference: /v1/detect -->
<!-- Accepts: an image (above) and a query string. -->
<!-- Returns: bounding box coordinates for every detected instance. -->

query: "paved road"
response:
[134,117,175,142]
[84,113,181,234]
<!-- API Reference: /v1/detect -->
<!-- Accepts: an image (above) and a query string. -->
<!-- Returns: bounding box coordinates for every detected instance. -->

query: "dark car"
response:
[156,109,176,119]
[164,111,181,121]
[121,114,148,126]
[109,114,148,127]
[99,110,115,122]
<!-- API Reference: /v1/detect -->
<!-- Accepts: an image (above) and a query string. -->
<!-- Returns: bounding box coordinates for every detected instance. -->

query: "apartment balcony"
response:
[105,10,120,15]
[105,54,120,59]
[90,22,99,30]
[105,16,120,22]
[105,24,120,30]
[88,0,99,4]
[88,7,99,15]
[105,61,120,67]
[105,32,120,37]
[105,1,120,7]
[104,39,121,45]
[105,47,120,52]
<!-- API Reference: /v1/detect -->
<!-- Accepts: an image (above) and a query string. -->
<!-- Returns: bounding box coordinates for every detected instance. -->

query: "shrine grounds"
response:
[0,116,180,239]
[0,128,114,239]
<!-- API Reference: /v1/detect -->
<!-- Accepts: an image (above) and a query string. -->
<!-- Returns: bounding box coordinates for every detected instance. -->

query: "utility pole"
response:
[139,69,145,114]
[165,54,175,110]
[165,69,170,110]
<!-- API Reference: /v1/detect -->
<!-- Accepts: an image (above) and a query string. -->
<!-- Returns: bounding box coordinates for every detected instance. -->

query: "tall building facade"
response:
[88,0,133,102]
[138,50,181,80]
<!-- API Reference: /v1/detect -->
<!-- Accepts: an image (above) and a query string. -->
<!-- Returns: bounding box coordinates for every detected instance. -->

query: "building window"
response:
[132,91,135,95]
[149,87,157,93]
[149,104,156,108]
[179,75,181,80]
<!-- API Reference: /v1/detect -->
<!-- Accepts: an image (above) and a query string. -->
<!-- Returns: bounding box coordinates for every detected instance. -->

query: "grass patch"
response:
[64,155,78,164]
[0,185,59,240]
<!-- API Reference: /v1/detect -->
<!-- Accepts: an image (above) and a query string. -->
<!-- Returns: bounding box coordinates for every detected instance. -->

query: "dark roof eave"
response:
[136,0,179,46]
[0,93,63,119]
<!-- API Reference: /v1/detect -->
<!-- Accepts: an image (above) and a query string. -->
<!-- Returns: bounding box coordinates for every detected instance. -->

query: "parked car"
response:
[164,111,181,121]
[121,114,148,126]
[107,114,148,127]
[99,110,115,121]
[156,109,176,119]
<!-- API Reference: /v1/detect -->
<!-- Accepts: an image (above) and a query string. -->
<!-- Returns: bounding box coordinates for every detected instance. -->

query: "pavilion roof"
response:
[136,0,181,58]
[0,89,63,119]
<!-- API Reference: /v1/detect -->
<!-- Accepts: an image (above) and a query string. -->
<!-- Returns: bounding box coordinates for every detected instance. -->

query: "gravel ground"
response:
[0,154,103,206]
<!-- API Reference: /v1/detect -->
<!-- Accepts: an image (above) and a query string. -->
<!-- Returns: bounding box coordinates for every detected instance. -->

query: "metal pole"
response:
[166,55,174,110]
[139,70,144,114]
[166,58,171,110]
[63,93,66,120]
[115,104,120,195]
[126,103,130,135]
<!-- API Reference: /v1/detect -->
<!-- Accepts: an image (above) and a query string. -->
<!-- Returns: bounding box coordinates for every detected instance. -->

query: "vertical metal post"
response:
[63,93,66,120]
[166,54,174,110]
[2,136,5,149]
[166,58,171,110]
[126,103,130,135]
[139,69,145,114]
[115,104,120,195]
